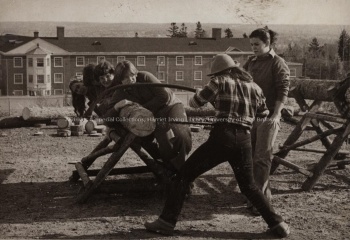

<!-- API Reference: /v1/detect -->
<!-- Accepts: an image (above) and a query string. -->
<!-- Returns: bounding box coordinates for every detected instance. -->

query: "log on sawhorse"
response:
[69,103,170,203]
[271,111,350,191]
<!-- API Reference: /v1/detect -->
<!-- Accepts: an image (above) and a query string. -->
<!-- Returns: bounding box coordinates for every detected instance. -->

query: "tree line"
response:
[282,29,350,80]
[166,22,350,80]
[167,22,246,38]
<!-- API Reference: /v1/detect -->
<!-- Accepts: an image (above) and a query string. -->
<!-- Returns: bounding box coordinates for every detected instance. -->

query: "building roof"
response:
[26,44,51,55]
[0,34,34,53]
[1,34,252,55]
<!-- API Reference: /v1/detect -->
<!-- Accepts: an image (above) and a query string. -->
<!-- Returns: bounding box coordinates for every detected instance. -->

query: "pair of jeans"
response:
[160,123,283,228]
[154,103,192,171]
[251,118,280,199]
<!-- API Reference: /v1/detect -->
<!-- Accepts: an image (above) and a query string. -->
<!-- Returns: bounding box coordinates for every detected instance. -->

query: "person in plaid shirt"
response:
[144,54,290,238]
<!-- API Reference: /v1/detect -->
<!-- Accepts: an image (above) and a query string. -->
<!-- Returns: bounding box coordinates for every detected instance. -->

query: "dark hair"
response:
[69,79,86,117]
[114,60,138,83]
[83,63,96,87]
[93,61,115,81]
[249,27,278,45]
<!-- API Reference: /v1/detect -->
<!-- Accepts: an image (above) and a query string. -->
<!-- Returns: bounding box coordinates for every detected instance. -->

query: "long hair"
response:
[114,60,138,84]
[83,63,96,87]
[69,79,86,117]
[249,27,278,46]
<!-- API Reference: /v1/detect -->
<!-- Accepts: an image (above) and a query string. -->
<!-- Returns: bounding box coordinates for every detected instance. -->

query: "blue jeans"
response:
[154,103,192,170]
[159,123,283,228]
[251,118,280,200]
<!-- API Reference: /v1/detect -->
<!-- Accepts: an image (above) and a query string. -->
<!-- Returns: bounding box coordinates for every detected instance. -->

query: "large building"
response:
[0,26,302,96]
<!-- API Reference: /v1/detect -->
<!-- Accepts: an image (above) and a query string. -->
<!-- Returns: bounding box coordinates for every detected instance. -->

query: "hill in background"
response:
[1,21,349,46]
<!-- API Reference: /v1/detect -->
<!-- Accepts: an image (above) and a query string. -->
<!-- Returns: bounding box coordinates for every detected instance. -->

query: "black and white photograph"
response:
[0,0,349,239]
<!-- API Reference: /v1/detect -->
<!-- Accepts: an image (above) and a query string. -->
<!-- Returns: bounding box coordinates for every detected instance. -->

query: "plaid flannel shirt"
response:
[189,74,268,129]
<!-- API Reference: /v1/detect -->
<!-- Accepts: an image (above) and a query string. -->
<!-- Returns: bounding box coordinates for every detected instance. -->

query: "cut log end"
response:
[119,104,156,137]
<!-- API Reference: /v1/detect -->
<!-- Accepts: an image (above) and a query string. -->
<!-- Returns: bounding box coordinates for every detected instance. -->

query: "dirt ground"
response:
[0,118,349,240]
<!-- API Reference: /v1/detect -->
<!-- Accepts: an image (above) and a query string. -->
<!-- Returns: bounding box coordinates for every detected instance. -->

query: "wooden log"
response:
[70,137,112,182]
[305,112,347,124]
[273,156,313,177]
[57,117,72,129]
[302,121,350,190]
[75,162,92,188]
[280,127,342,153]
[76,132,136,203]
[0,116,51,129]
[289,79,340,101]
[118,103,156,137]
[22,106,75,121]
[291,147,349,155]
[73,166,151,177]
[85,120,97,133]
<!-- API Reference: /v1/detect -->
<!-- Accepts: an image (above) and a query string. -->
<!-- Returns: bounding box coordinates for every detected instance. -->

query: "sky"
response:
[0,0,349,25]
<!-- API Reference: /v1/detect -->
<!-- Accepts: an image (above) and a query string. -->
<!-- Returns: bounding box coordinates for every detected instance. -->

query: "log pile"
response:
[22,106,76,121]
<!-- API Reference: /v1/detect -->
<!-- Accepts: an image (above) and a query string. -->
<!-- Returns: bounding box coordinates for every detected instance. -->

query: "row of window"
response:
[12,70,204,84]
[13,56,204,68]
[12,73,64,84]
[12,89,64,96]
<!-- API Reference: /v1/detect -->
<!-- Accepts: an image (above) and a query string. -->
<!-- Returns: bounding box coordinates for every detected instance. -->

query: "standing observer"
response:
[243,27,290,213]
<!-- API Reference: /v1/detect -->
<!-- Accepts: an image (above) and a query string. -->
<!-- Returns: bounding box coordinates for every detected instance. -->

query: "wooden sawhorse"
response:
[69,104,170,203]
[271,111,350,191]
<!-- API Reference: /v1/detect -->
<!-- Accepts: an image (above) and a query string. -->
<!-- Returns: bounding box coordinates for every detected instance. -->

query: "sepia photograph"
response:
[0,0,350,239]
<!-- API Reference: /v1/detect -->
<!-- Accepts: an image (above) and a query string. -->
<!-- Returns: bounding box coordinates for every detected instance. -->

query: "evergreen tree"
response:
[308,37,322,58]
[338,29,350,62]
[194,21,205,38]
[167,22,179,38]
[243,33,248,38]
[178,23,188,38]
[224,28,233,38]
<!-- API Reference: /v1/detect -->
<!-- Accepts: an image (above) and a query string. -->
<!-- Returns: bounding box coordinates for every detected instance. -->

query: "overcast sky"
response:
[0,0,349,25]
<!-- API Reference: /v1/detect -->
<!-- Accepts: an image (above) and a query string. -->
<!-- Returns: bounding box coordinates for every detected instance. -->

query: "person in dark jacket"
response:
[109,60,192,173]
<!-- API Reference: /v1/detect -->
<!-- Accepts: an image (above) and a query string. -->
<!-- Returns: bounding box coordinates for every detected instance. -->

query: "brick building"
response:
[0,26,256,96]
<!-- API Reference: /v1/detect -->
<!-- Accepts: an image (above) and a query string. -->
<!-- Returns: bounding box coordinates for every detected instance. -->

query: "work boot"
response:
[144,218,175,236]
[267,221,290,238]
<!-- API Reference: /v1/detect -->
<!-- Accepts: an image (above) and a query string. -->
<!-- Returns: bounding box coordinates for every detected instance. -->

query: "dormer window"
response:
[92,41,101,45]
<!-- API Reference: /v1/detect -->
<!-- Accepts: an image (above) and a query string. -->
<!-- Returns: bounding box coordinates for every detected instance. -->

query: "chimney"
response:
[57,26,64,40]
[34,31,39,38]
[212,28,222,39]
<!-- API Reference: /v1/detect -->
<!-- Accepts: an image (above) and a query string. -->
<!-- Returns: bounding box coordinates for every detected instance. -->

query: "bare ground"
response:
[0,119,349,240]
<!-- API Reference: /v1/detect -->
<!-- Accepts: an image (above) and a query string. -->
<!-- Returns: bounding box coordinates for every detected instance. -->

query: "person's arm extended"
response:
[189,79,218,108]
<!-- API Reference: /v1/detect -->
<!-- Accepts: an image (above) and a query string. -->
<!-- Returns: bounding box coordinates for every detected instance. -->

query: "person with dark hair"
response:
[144,54,290,238]
[109,60,192,173]
[69,63,106,117]
[243,27,290,214]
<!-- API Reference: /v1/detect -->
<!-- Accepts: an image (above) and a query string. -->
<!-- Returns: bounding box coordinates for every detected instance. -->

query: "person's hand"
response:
[114,99,133,111]
[269,112,281,126]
